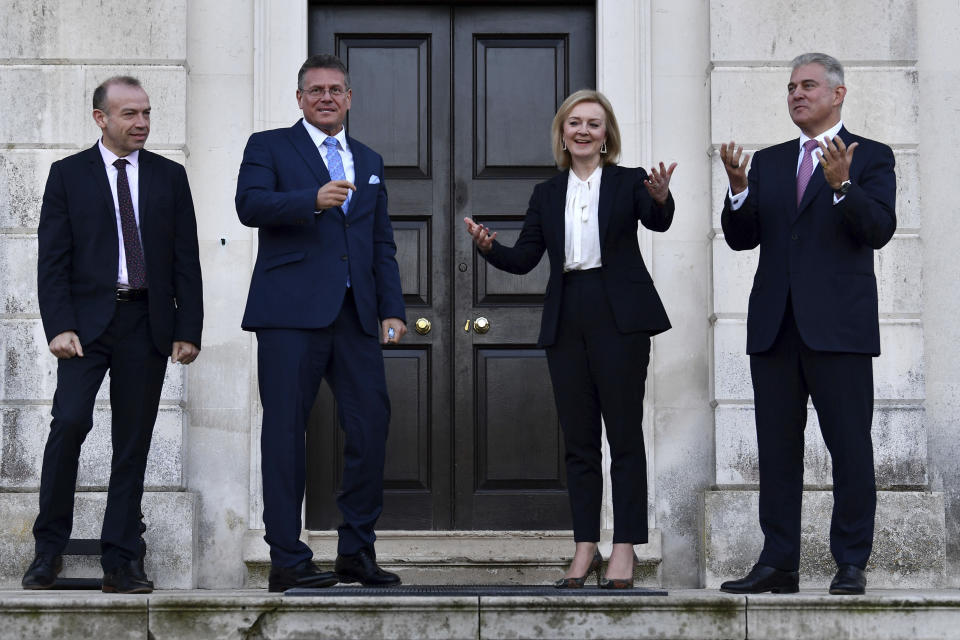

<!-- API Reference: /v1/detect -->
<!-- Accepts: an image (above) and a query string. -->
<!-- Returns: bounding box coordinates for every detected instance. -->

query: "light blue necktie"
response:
[323,136,350,213]
[323,136,351,286]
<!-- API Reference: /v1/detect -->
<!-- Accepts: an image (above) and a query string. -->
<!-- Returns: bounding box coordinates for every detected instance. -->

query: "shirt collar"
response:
[568,164,602,188]
[98,139,140,168]
[302,119,349,152]
[799,120,844,151]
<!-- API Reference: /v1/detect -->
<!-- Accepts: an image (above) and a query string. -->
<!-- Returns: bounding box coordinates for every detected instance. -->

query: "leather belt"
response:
[116,288,148,302]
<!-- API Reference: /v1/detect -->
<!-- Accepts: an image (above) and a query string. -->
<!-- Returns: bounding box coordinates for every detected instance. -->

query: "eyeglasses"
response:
[303,86,347,98]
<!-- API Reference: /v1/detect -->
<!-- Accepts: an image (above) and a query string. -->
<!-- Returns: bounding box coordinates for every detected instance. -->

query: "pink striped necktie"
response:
[796,139,820,206]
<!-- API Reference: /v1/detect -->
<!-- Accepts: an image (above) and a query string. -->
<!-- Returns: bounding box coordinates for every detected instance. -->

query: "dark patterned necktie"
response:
[113,158,147,288]
[796,139,819,206]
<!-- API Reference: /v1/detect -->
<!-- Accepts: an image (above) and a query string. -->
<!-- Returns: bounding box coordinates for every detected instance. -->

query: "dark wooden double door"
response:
[305,4,595,531]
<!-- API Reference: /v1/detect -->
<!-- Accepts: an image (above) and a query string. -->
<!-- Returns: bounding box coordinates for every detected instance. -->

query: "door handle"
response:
[414,318,432,335]
[473,317,490,334]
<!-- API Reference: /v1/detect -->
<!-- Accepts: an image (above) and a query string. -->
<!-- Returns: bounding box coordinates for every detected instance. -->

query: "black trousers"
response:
[33,299,167,571]
[545,269,650,544]
[751,300,876,571]
[256,289,390,567]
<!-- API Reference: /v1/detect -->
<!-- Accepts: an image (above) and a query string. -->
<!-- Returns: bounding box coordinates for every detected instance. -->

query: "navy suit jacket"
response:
[235,121,405,335]
[484,165,673,347]
[721,127,896,355]
[37,144,203,355]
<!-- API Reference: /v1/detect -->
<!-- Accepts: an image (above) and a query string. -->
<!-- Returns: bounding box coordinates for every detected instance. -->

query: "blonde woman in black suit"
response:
[465,89,676,589]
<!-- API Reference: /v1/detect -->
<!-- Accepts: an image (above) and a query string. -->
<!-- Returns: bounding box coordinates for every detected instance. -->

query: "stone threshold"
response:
[243,529,664,588]
[1,589,959,639]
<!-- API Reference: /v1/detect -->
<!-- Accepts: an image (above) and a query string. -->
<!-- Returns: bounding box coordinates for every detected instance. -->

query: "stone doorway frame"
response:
[245,0,658,564]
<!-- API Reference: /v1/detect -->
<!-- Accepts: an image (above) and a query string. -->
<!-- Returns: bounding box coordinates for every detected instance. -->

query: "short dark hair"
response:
[93,76,143,112]
[298,54,351,90]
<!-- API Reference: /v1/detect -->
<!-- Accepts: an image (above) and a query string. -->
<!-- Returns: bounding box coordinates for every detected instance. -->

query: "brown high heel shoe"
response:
[600,551,640,589]
[554,549,603,589]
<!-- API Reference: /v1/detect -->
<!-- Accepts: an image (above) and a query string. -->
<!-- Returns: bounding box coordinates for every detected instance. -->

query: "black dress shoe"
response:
[21,554,62,590]
[102,560,154,594]
[829,564,866,595]
[335,549,401,587]
[268,560,338,592]
[720,563,799,594]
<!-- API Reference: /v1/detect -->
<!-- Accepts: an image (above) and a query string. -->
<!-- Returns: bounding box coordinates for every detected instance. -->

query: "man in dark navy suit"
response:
[718,53,896,596]
[26,76,203,594]
[236,54,406,592]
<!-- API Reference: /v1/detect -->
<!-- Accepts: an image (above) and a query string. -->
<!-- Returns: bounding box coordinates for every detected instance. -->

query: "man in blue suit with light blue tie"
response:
[236,54,407,592]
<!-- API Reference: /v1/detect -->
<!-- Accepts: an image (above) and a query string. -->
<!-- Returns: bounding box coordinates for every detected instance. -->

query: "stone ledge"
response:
[745,591,960,640]
[704,490,946,589]
[1,589,958,640]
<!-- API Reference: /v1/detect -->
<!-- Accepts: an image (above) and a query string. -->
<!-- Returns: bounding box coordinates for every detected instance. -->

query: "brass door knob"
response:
[415,318,432,335]
[473,317,490,334]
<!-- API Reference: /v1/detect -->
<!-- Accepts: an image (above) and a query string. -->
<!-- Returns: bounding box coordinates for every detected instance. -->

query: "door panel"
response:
[306,3,594,531]
[306,6,451,531]
[452,6,595,529]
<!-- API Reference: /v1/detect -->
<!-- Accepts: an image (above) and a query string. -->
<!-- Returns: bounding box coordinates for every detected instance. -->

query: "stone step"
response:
[0,491,198,589]
[2,589,959,639]
[704,490,947,588]
[243,529,663,588]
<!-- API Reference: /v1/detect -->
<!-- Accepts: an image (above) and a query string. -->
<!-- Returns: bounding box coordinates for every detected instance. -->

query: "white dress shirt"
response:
[302,119,355,203]
[98,140,142,287]
[729,120,845,209]
[563,166,603,271]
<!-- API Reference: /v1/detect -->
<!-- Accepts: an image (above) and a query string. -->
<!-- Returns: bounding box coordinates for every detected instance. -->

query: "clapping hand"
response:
[817,135,858,191]
[719,141,750,194]
[645,161,678,205]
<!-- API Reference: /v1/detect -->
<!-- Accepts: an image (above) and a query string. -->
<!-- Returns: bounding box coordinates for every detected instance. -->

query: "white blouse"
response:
[563,165,603,271]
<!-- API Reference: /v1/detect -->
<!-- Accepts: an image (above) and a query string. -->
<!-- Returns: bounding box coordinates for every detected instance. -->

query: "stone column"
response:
[918,0,960,588]
[705,0,945,588]
[0,0,197,588]
[184,0,258,587]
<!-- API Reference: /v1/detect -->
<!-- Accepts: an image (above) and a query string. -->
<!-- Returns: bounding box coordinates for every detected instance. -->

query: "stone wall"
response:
[0,0,956,590]
[704,0,948,587]
[0,0,198,588]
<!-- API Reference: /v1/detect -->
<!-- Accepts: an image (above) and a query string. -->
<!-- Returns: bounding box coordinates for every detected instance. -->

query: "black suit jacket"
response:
[721,127,896,355]
[484,165,673,346]
[37,144,203,355]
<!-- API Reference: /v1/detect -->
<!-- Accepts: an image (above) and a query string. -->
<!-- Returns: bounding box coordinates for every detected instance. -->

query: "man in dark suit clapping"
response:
[718,53,896,596]
[236,54,406,592]
[25,76,203,594]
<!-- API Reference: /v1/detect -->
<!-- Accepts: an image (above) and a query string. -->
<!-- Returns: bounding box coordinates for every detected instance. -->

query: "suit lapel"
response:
[598,165,618,244]
[288,120,332,184]
[547,171,567,253]
[347,135,370,213]
[137,149,153,236]
[85,144,116,226]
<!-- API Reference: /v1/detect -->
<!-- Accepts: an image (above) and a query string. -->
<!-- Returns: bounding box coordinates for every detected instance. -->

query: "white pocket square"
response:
[368,175,381,184]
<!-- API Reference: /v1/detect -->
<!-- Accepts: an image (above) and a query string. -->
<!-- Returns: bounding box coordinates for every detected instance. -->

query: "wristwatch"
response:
[835,179,852,196]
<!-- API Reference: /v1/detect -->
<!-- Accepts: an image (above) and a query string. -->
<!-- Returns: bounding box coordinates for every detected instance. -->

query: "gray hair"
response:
[298,54,351,90]
[791,53,844,88]
[92,76,142,112]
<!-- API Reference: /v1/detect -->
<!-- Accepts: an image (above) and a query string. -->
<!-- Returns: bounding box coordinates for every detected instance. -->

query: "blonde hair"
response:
[551,89,621,169]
